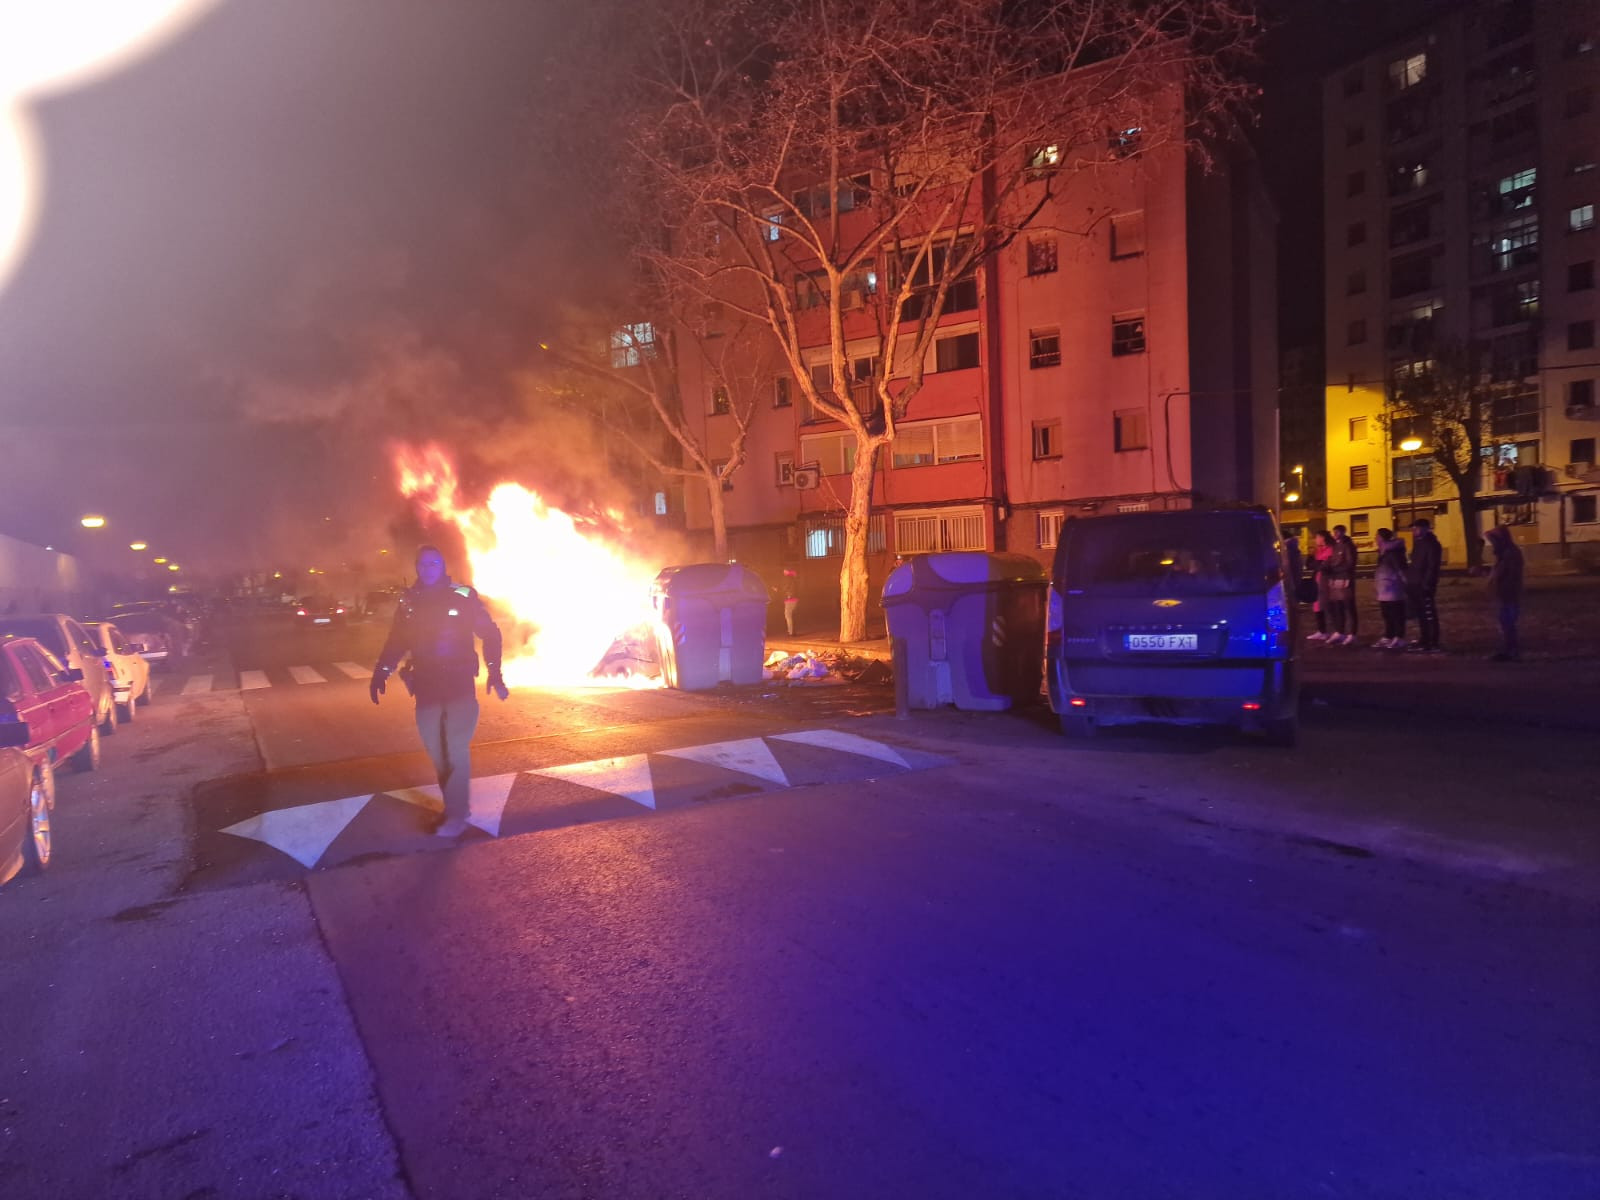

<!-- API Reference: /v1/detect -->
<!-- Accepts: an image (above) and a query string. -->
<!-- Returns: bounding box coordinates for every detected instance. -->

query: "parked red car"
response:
[0,634,99,775]
[0,723,51,885]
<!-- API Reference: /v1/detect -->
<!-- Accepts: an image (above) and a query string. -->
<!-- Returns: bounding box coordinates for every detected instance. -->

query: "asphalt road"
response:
[1,615,1596,1199]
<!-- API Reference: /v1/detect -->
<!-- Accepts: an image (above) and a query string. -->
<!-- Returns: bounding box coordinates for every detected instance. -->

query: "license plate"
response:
[313,618,331,625]
[1125,633,1197,651]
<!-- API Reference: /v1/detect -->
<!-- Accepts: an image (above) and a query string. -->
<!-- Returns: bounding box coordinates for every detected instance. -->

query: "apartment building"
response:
[662,115,1277,613]
[1322,0,1600,564]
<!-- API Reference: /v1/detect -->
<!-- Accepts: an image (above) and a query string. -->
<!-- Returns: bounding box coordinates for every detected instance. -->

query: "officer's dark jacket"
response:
[376,577,503,702]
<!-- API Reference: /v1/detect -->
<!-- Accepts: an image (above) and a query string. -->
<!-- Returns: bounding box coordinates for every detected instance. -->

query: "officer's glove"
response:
[486,668,509,702]
[369,667,388,705]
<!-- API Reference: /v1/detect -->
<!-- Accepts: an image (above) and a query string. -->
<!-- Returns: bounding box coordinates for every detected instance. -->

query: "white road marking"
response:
[534,754,656,809]
[181,674,213,695]
[772,729,910,769]
[335,661,369,680]
[467,774,517,837]
[220,795,370,868]
[239,670,271,690]
[662,737,789,786]
[288,665,326,685]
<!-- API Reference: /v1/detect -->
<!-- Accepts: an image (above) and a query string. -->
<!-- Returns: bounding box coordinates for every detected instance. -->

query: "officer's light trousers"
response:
[414,695,480,821]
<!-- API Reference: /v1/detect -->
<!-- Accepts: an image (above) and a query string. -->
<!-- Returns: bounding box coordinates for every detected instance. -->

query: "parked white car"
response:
[85,622,153,721]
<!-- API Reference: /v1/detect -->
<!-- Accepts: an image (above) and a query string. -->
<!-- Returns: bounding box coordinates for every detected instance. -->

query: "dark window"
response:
[774,377,791,408]
[1346,170,1366,197]
[1571,379,1596,409]
[1112,314,1146,356]
[1347,269,1367,295]
[16,647,53,693]
[1113,409,1148,451]
[1026,237,1058,275]
[1390,201,1436,246]
[934,332,980,372]
[1566,88,1594,118]
[1347,319,1367,345]
[1351,513,1371,537]
[1571,321,1597,350]
[1028,328,1061,369]
[1390,252,1434,297]
[1350,464,1370,489]
[0,653,17,701]
[1063,512,1279,598]
[1491,390,1540,434]
[1571,438,1597,464]
[1110,211,1145,258]
[1571,261,1595,291]
[710,386,731,415]
[1574,495,1598,524]
[1393,455,1434,498]
[1032,421,1061,460]
[1346,123,1365,147]
[1342,67,1364,97]
[1347,221,1367,247]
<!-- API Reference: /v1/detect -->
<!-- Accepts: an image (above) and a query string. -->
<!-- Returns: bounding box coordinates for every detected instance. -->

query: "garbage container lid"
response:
[882,552,1046,599]
[652,562,769,599]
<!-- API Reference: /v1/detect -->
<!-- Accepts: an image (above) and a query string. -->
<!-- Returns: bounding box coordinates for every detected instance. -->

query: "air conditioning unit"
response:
[793,467,821,490]
[1568,405,1597,420]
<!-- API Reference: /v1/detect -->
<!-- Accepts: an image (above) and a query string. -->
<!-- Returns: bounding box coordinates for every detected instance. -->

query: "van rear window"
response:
[1063,515,1278,596]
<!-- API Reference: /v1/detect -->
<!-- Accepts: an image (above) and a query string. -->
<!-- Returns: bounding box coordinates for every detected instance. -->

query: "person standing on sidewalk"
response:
[782,568,800,637]
[370,545,509,838]
[1484,525,1525,661]
[1305,530,1335,642]
[1407,518,1443,652]
[1372,528,1408,648]
[1326,524,1358,644]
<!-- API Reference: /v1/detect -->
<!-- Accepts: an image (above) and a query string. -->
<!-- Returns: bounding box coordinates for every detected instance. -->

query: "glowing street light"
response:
[129,541,147,551]
[1399,438,1425,525]
[80,514,106,528]
[153,557,168,564]
[167,563,180,572]
[1399,437,1423,452]
[1285,491,1301,504]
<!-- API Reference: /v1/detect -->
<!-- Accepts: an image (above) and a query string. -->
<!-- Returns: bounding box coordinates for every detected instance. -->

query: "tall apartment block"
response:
[664,115,1277,615]
[1322,0,1599,563]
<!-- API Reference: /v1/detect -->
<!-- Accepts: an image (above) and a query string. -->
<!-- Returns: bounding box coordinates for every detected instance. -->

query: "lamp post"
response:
[1399,437,1424,527]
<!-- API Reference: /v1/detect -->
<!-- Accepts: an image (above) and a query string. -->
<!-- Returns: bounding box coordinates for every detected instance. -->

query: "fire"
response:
[394,443,662,688]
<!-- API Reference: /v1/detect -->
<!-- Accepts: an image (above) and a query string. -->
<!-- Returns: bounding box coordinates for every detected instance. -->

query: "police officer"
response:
[370,545,508,837]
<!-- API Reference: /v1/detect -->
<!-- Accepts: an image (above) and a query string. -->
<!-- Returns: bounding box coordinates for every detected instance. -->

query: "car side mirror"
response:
[63,667,85,683]
[0,721,29,748]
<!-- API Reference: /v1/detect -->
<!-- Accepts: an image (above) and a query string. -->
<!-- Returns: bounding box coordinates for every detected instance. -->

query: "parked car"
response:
[294,595,347,627]
[107,610,191,664]
[0,614,118,735]
[0,723,52,885]
[0,634,99,774]
[112,600,201,649]
[85,621,153,720]
[1046,507,1299,746]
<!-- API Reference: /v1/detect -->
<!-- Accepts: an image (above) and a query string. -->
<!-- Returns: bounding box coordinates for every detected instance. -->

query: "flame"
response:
[394,443,663,688]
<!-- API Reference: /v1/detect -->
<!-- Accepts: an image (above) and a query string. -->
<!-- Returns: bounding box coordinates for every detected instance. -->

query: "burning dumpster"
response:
[650,563,769,690]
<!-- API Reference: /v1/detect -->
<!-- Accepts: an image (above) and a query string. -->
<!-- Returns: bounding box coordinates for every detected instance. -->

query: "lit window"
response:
[1037,509,1066,548]
[710,386,731,415]
[1113,409,1148,451]
[762,212,783,242]
[1388,52,1427,91]
[1108,126,1143,157]
[609,322,657,368]
[1570,204,1596,232]
[1027,144,1061,172]
[804,514,886,558]
[1029,328,1061,369]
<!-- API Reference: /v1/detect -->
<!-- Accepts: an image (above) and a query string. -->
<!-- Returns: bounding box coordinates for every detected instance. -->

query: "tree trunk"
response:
[706,477,729,561]
[837,442,880,642]
[1457,483,1484,570]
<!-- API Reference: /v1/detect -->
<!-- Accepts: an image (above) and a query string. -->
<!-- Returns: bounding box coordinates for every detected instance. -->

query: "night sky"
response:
[0,0,1465,578]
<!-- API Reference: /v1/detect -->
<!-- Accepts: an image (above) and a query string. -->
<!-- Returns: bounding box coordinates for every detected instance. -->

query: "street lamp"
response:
[79,514,105,528]
[129,541,147,551]
[1399,437,1424,527]
[1285,491,1301,504]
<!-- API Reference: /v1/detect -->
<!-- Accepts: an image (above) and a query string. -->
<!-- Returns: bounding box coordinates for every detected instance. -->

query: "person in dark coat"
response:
[1484,525,1525,661]
[371,545,508,837]
[1326,524,1358,644]
[1406,518,1443,652]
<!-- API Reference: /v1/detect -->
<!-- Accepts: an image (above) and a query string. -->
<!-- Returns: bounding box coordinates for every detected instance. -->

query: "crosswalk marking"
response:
[335,662,369,680]
[181,674,213,695]
[220,732,942,868]
[288,665,326,685]
[239,670,271,690]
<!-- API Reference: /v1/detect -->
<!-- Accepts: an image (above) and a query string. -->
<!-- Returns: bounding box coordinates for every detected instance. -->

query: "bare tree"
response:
[1386,340,1515,570]
[579,0,1256,639]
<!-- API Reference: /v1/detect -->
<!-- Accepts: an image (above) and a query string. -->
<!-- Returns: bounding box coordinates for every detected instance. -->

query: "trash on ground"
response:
[762,649,891,686]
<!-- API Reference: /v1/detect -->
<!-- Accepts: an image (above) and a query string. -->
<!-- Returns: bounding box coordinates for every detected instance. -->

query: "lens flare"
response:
[393,444,663,688]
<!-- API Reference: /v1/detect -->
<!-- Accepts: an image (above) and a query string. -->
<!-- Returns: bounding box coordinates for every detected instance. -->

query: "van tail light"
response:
[1069,697,1088,708]
[335,607,344,615]
[296,609,307,617]
[1242,701,1262,711]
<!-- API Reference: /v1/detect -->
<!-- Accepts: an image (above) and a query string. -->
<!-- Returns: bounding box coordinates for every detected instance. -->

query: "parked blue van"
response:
[1045,508,1299,745]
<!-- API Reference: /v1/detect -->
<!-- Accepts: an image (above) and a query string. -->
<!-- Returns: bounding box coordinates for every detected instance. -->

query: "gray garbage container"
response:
[881,552,1048,711]
[651,563,770,691]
